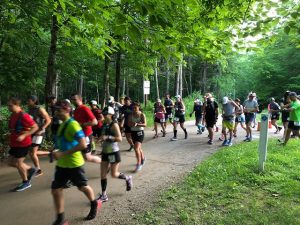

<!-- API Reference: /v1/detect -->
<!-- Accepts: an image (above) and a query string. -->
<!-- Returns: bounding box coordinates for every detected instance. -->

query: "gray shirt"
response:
[243,99,258,112]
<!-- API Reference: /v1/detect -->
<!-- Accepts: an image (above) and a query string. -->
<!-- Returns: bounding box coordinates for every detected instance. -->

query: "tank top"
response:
[102,122,119,154]
[130,113,144,131]
[28,105,44,129]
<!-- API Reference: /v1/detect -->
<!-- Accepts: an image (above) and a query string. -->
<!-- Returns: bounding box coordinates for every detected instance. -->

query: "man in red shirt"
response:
[7,97,39,191]
[70,94,101,164]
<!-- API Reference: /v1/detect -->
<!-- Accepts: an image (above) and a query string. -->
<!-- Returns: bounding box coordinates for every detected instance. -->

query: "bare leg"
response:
[30,146,40,169]
[52,188,64,214]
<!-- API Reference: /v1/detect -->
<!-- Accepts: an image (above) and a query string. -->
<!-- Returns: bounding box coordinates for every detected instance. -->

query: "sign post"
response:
[143,80,150,107]
[258,114,269,172]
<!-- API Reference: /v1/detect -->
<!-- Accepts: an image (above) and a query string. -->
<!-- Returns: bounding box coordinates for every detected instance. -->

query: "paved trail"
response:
[0,121,281,225]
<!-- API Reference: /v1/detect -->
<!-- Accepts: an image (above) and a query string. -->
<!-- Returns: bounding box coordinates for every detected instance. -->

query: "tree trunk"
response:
[79,74,83,97]
[202,61,208,94]
[183,65,190,96]
[45,14,59,110]
[166,62,170,94]
[154,59,160,99]
[115,50,121,102]
[188,57,193,93]
[96,73,100,105]
[102,54,110,107]
[122,76,126,97]
[179,62,183,97]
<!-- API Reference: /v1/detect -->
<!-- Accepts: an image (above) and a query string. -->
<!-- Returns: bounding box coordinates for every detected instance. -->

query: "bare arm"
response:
[39,108,51,131]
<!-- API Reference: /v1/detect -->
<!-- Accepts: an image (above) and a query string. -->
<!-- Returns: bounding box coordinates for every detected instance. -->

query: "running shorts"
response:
[131,130,144,143]
[101,151,121,164]
[154,117,165,123]
[245,113,255,124]
[173,115,185,123]
[9,146,31,158]
[288,121,300,131]
[271,114,280,120]
[51,166,88,189]
[82,135,93,154]
[222,120,234,130]
[235,115,245,123]
[124,125,131,133]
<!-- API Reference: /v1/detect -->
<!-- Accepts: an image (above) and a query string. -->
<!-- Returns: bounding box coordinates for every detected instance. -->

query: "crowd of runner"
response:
[5,90,300,224]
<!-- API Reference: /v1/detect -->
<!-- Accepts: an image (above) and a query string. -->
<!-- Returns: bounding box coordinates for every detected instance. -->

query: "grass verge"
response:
[138,139,300,225]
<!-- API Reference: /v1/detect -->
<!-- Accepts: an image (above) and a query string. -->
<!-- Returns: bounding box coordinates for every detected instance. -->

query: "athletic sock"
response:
[118,173,126,180]
[173,129,177,138]
[85,200,98,220]
[101,179,107,192]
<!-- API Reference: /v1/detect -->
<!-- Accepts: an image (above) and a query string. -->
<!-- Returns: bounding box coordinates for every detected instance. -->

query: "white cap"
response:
[90,100,97,105]
[223,96,229,104]
[157,98,161,103]
[175,95,181,99]
[194,98,200,103]
[103,106,115,115]
[108,96,115,103]
[65,99,71,104]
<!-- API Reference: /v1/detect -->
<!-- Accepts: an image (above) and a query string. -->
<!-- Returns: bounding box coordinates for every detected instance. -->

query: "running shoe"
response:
[97,194,109,202]
[126,175,133,191]
[27,167,37,182]
[243,138,252,142]
[222,140,228,146]
[219,137,224,141]
[52,219,69,225]
[201,126,205,132]
[127,145,134,152]
[135,164,142,172]
[184,132,188,139]
[153,134,158,139]
[85,199,101,220]
[13,181,31,192]
[141,157,146,166]
[171,137,177,141]
[35,169,43,177]
[227,141,233,146]
[162,132,166,137]
[208,140,213,145]
[197,130,202,135]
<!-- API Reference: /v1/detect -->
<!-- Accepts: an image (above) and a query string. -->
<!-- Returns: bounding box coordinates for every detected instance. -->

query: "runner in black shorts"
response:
[279,91,291,142]
[97,106,133,202]
[51,100,101,224]
[7,97,39,192]
[153,99,166,138]
[269,97,282,134]
[171,95,188,141]
[203,93,218,145]
[164,94,174,129]
[128,102,147,172]
[120,97,134,151]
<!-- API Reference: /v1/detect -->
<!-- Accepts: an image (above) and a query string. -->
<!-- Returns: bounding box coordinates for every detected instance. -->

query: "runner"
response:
[7,97,39,191]
[171,95,188,141]
[128,102,147,172]
[107,96,123,122]
[203,93,218,145]
[243,92,259,142]
[282,92,300,145]
[120,96,134,151]
[252,93,258,128]
[221,97,240,146]
[279,91,291,142]
[164,94,174,130]
[153,99,166,138]
[233,98,246,137]
[27,95,51,176]
[89,100,104,154]
[190,98,204,134]
[51,100,101,225]
[269,97,282,134]
[97,106,133,202]
[48,96,61,149]
[70,93,101,164]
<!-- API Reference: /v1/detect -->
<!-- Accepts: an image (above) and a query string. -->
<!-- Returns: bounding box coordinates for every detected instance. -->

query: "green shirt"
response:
[57,118,85,168]
[290,100,300,122]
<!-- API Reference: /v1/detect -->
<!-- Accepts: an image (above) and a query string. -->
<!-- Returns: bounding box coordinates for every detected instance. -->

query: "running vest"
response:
[102,122,119,154]
[28,105,44,129]
[174,102,185,116]
[164,99,173,114]
[130,113,144,131]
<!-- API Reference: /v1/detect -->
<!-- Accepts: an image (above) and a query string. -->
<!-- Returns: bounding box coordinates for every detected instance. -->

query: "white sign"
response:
[258,114,269,172]
[144,81,150,95]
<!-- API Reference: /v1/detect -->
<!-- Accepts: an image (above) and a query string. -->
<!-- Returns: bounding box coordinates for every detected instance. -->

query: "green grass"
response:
[138,139,300,225]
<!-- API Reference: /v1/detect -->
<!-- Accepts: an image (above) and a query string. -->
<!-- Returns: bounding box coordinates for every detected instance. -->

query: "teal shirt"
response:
[57,118,85,168]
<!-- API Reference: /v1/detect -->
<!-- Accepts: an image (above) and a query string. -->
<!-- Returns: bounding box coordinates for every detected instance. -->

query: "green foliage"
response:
[138,139,300,224]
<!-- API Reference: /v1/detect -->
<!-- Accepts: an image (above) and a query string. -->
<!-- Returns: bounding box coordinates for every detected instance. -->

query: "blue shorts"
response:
[235,115,245,123]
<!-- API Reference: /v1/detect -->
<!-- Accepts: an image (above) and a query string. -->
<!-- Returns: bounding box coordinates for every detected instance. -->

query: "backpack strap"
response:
[58,119,72,138]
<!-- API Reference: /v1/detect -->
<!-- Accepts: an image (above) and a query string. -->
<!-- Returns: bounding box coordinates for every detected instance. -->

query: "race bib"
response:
[174,117,180,122]
[294,121,300,127]
[160,118,165,123]
[238,117,242,122]
[32,135,43,144]
[108,154,116,163]
[137,131,143,136]
[168,113,173,119]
